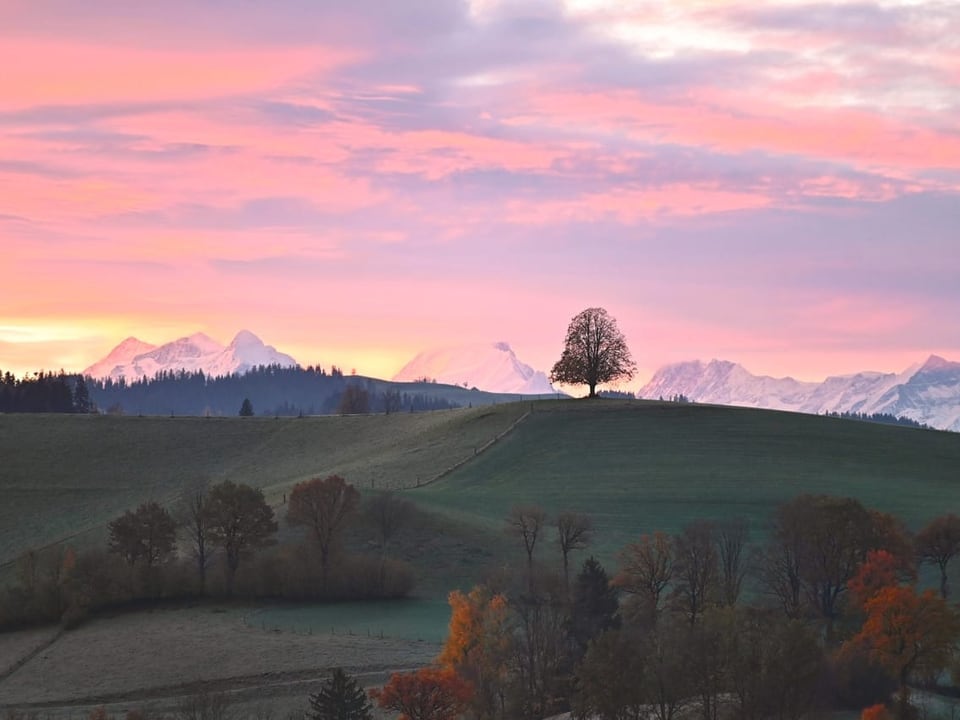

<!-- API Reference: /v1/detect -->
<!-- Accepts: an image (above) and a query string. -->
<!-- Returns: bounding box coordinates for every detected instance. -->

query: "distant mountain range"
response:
[82,333,959,430]
[393,342,556,395]
[638,355,960,431]
[83,330,298,381]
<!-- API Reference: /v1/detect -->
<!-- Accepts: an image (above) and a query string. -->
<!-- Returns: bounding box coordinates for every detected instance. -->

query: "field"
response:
[413,400,960,561]
[0,604,437,717]
[4,399,960,713]
[0,405,527,568]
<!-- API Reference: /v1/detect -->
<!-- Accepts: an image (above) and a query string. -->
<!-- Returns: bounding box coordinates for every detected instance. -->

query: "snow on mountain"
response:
[84,331,298,381]
[82,337,158,379]
[394,342,555,395]
[638,356,960,431]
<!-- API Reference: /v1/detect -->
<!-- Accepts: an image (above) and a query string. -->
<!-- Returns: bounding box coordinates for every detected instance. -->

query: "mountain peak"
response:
[84,330,297,381]
[82,337,158,378]
[230,329,263,347]
[394,342,554,394]
[639,355,960,431]
[919,354,954,372]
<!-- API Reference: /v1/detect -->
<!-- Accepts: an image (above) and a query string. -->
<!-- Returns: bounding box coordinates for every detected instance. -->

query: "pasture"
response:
[412,400,960,562]
[4,400,960,715]
[0,405,527,568]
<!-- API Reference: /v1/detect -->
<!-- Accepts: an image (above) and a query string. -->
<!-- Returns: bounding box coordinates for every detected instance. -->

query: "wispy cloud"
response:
[1,0,958,381]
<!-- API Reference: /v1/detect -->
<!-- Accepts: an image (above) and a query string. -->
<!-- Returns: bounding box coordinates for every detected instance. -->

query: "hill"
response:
[0,405,528,569]
[4,400,960,585]
[412,400,960,561]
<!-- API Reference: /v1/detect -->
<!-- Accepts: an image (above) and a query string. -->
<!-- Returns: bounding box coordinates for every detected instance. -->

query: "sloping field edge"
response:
[416,411,531,488]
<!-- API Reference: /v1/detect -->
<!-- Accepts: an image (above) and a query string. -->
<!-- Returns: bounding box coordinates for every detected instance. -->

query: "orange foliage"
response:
[370,667,473,720]
[438,586,509,669]
[849,550,901,609]
[437,585,510,717]
[850,585,960,685]
[861,704,893,720]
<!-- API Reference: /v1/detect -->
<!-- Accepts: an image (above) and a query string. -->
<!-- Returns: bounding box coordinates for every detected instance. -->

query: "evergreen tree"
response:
[73,376,93,413]
[569,556,620,659]
[238,397,254,416]
[308,667,372,720]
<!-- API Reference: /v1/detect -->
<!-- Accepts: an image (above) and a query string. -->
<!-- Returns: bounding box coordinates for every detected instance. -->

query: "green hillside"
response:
[3,399,960,583]
[0,405,527,567]
[412,400,960,561]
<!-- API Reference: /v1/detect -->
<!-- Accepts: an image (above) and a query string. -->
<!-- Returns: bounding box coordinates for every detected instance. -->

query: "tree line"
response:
[88,365,460,416]
[826,411,931,430]
[0,370,93,413]
[368,497,960,720]
[0,476,418,630]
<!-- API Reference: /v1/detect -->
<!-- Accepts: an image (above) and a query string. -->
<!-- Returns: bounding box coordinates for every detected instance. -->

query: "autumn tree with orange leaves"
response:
[846,586,960,718]
[848,550,910,611]
[438,586,511,719]
[370,667,473,720]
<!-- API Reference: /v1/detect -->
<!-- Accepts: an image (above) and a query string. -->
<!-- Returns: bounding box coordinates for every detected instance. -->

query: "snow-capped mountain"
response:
[394,342,555,395]
[83,331,298,381]
[638,355,960,431]
[82,337,158,379]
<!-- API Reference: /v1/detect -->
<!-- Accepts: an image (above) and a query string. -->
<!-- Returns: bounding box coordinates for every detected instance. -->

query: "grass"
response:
[0,405,527,567]
[4,397,960,586]
[411,399,960,563]
[251,598,451,643]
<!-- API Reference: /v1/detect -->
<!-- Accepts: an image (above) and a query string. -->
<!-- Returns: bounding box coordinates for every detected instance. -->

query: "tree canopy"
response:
[550,307,635,397]
[204,480,277,593]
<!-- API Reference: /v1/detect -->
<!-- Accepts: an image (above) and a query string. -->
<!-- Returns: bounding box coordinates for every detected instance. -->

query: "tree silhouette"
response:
[307,667,372,720]
[556,511,592,592]
[204,481,277,594]
[550,307,635,397]
[506,504,546,592]
[915,513,960,598]
[287,475,360,587]
[238,397,254,416]
[107,501,177,568]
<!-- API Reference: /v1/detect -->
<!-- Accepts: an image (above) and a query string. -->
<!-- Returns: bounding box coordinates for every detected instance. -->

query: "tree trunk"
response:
[588,382,596,397]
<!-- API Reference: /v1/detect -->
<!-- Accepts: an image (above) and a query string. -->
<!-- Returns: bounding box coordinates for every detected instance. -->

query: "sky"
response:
[1,0,959,388]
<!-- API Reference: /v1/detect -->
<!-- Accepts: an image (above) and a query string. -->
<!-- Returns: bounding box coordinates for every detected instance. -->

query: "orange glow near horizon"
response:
[2,1,959,385]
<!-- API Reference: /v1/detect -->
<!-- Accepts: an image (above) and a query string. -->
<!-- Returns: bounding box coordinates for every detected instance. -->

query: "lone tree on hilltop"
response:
[239,398,254,416]
[550,307,635,397]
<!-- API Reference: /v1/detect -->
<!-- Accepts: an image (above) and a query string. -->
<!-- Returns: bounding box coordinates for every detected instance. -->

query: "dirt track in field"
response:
[0,605,439,717]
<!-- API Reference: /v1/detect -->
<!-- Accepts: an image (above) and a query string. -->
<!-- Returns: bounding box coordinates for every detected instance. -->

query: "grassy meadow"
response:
[411,399,960,563]
[4,398,960,581]
[0,404,527,568]
[4,399,960,715]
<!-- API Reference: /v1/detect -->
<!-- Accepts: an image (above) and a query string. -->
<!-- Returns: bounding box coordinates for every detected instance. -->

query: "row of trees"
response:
[87,365,462,417]
[364,496,960,720]
[0,370,93,413]
[0,476,417,630]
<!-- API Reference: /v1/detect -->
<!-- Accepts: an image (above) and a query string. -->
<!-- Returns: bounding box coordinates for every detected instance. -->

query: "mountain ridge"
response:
[639,355,960,431]
[83,330,298,381]
[394,342,555,395]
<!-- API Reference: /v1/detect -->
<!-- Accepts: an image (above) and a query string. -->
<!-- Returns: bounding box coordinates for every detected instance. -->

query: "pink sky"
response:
[2,0,959,387]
